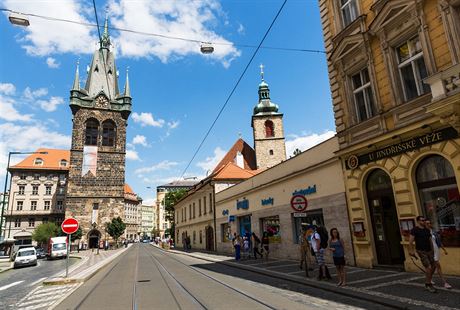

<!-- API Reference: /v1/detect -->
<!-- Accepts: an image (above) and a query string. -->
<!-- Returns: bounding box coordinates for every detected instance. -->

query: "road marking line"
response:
[403,281,460,294]
[28,277,47,287]
[365,276,423,289]
[0,280,24,291]
[347,272,403,284]
[266,263,300,269]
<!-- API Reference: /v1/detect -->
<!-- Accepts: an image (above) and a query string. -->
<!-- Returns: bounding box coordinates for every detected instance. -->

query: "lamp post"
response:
[1,151,47,239]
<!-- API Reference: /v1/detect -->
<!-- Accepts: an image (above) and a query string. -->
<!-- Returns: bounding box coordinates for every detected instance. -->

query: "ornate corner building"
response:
[319,0,460,274]
[65,18,132,248]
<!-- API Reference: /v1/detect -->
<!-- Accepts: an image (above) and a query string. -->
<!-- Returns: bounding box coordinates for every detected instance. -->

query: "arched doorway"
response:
[205,226,214,251]
[366,169,404,265]
[416,155,460,247]
[88,229,101,249]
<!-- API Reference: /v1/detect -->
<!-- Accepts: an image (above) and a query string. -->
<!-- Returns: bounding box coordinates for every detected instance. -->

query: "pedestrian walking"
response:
[233,234,242,260]
[242,237,250,259]
[251,232,263,259]
[329,228,346,286]
[262,232,270,260]
[312,225,332,280]
[409,216,437,293]
[426,220,452,289]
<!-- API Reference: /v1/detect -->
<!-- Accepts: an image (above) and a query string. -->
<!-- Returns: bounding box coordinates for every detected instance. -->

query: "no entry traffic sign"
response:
[61,218,79,234]
[290,195,308,212]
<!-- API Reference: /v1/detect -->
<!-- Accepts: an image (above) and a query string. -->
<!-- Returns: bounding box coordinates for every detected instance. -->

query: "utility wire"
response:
[1,7,325,54]
[177,0,288,181]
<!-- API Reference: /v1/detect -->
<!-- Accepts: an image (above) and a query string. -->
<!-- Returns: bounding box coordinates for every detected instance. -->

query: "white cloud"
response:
[167,120,180,129]
[109,0,240,65]
[135,160,179,174]
[46,57,60,68]
[0,83,16,95]
[0,94,33,122]
[142,197,157,206]
[0,122,71,173]
[37,96,64,112]
[132,135,148,146]
[237,23,245,35]
[23,87,48,100]
[285,131,336,157]
[131,112,165,127]
[196,146,226,172]
[126,149,140,161]
[3,0,96,56]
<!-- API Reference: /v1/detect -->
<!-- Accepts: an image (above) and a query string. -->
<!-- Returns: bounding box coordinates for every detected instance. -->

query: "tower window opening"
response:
[85,119,99,146]
[269,150,274,155]
[265,120,274,137]
[102,120,116,146]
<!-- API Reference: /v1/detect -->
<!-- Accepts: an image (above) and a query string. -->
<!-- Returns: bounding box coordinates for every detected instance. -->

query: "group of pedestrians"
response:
[232,231,269,261]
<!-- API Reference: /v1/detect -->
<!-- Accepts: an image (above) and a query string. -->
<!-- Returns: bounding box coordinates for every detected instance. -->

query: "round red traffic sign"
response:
[290,195,308,212]
[61,218,79,234]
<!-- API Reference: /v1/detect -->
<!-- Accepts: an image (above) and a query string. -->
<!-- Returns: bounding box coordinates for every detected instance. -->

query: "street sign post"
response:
[61,218,79,278]
[293,212,307,217]
[290,195,308,212]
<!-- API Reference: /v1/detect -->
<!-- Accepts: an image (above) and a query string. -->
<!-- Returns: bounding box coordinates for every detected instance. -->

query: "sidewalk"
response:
[161,246,460,310]
[44,244,131,285]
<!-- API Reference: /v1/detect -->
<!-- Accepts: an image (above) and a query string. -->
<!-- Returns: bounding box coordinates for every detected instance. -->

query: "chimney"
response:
[235,151,244,169]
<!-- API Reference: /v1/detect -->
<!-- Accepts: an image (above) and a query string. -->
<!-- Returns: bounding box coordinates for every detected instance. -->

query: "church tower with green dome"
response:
[251,64,286,169]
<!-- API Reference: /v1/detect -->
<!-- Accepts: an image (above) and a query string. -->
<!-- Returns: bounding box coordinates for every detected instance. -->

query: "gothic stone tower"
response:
[251,65,286,169]
[65,18,131,247]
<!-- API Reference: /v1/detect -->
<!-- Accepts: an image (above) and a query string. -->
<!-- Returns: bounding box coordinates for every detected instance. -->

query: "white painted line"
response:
[365,276,423,290]
[0,280,24,291]
[28,277,47,287]
[347,272,404,284]
[265,263,301,269]
[403,281,460,294]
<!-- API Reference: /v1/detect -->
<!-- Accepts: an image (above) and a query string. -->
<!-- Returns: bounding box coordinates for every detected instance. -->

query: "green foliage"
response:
[106,217,126,243]
[71,227,83,240]
[32,222,59,246]
[151,228,160,237]
[164,189,188,223]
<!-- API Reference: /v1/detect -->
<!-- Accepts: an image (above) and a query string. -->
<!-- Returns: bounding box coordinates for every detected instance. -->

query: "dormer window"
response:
[340,0,358,27]
[60,159,68,167]
[34,158,43,166]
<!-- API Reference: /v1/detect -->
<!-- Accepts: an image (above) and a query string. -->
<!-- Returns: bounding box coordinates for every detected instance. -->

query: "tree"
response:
[164,189,188,241]
[32,222,59,247]
[106,217,126,246]
[293,148,302,156]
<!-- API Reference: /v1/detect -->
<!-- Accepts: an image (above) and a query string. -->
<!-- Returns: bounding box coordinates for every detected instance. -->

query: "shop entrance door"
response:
[366,169,405,265]
[239,215,251,238]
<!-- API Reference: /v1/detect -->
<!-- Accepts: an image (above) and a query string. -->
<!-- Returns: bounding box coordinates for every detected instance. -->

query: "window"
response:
[32,186,39,195]
[193,231,196,243]
[44,201,50,211]
[85,119,99,145]
[18,186,25,195]
[269,150,274,156]
[416,155,459,247]
[203,196,207,215]
[189,204,192,220]
[352,68,375,122]
[199,230,203,244]
[264,120,274,137]
[34,158,43,166]
[47,174,54,180]
[261,216,281,243]
[14,218,21,227]
[20,174,27,180]
[102,120,116,146]
[209,193,213,213]
[28,218,35,227]
[222,223,232,242]
[340,0,358,27]
[60,160,68,167]
[199,199,202,216]
[42,217,48,223]
[16,201,23,211]
[193,203,196,218]
[396,36,430,101]
[45,186,52,195]
[57,201,63,210]
[34,174,40,180]
[31,201,37,211]
[57,187,65,195]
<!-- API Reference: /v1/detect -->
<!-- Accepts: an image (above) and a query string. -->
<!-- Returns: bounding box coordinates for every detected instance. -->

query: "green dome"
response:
[253,100,279,114]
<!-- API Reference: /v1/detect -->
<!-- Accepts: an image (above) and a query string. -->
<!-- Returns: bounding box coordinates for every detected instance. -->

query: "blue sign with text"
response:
[292,185,317,197]
[236,199,249,210]
[261,197,274,206]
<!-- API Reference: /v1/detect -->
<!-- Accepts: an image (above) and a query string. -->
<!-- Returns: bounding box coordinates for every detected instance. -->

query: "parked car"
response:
[14,247,37,268]
[35,247,46,259]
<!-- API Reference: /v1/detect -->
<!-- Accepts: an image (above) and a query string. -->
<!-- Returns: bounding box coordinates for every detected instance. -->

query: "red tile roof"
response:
[212,162,260,180]
[212,138,256,173]
[10,148,70,171]
[124,184,135,194]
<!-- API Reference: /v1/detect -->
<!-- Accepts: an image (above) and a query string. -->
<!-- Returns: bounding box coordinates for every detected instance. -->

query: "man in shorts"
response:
[409,216,436,293]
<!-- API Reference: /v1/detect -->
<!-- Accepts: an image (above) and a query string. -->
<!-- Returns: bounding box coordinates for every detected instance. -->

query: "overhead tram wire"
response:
[0,7,325,54]
[177,0,288,181]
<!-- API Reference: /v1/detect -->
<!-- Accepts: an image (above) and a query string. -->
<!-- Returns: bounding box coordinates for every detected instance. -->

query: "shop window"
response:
[396,36,430,101]
[340,0,358,27]
[416,155,460,247]
[222,223,232,242]
[265,120,274,137]
[352,68,375,122]
[293,210,325,244]
[261,216,281,243]
[85,119,99,146]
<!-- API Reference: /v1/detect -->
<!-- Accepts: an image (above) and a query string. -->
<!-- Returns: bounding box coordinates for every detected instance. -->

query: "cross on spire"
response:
[260,63,265,81]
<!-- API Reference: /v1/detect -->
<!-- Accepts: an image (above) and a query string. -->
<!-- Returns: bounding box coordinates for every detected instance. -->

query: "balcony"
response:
[425,63,460,132]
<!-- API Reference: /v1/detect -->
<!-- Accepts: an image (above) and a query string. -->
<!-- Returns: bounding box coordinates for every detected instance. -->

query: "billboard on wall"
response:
[82,146,98,177]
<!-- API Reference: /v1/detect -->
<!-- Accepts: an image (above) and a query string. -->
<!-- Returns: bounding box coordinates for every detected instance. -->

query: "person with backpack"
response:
[312,225,332,280]
[252,232,263,259]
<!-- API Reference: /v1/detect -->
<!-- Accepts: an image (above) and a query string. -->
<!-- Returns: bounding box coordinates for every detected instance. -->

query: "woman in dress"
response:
[329,228,346,286]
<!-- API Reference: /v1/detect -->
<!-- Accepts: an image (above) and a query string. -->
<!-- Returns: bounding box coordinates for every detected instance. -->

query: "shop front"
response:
[343,127,460,274]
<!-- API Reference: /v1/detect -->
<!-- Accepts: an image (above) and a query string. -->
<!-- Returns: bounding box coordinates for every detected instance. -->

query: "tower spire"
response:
[100,14,111,49]
[124,67,131,97]
[253,64,279,115]
[72,60,80,90]
[260,63,265,81]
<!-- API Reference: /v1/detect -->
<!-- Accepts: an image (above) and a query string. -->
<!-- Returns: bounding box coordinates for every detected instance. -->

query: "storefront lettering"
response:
[261,197,274,206]
[236,199,249,210]
[222,209,229,216]
[292,185,317,197]
[347,127,458,169]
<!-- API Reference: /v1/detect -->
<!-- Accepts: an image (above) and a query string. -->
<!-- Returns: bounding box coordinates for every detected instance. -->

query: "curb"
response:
[156,246,409,310]
[43,246,131,285]
[0,266,13,273]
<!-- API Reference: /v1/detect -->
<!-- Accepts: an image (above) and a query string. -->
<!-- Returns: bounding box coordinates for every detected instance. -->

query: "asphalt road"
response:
[0,256,77,307]
[56,244,393,310]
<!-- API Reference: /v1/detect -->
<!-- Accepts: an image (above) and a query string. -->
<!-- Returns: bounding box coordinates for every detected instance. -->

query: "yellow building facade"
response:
[319,0,460,274]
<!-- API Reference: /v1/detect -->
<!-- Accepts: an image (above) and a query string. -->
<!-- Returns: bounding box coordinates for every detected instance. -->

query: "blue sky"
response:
[0,0,335,205]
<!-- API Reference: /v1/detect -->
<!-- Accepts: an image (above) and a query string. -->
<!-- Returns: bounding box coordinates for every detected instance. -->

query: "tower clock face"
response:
[95,95,109,108]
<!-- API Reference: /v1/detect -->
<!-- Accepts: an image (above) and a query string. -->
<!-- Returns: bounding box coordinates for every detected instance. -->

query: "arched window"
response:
[416,155,459,247]
[265,120,274,137]
[102,120,116,147]
[59,160,68,167]
[85,119,99,146]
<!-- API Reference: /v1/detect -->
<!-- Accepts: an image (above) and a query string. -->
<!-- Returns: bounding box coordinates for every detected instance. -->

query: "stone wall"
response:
[252,115,286,169]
